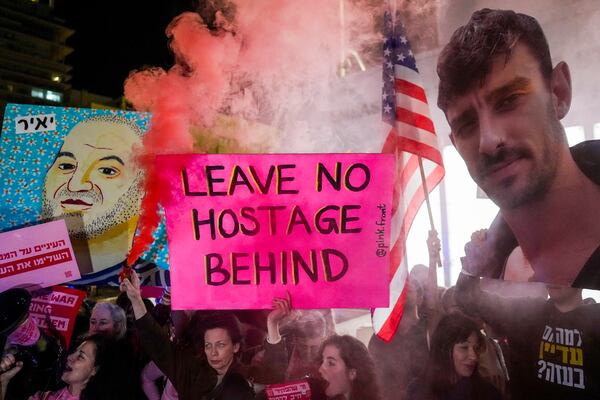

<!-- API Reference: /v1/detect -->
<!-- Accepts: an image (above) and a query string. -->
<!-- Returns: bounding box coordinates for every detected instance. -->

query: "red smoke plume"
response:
[125,0,379,267]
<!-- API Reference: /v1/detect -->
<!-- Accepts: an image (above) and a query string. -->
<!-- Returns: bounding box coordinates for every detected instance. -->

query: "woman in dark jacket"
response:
[120,274,253,400]
[194,312,253,400]
[406,314,502,400]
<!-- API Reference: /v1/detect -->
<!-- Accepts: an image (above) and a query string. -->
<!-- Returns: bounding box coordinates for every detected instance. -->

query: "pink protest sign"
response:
[0,220,80,291]
[156,154,394,309]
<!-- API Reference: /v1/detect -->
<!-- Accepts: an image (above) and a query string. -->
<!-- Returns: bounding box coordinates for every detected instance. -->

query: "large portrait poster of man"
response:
[0,104,169,286]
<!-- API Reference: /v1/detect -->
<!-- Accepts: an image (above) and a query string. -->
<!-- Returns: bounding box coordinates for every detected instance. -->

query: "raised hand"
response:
[427,229,442,267]
[462,229,491,277]
[267,292,292,344]
[119,272,147,320]
[120,271,142,301]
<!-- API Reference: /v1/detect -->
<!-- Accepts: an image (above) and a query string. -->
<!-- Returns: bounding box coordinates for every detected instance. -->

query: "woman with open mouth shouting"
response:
[317,334,382,400]
[0,334,131,400]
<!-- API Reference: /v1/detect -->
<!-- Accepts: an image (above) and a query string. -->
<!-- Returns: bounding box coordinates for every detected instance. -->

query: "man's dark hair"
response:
[437,8,553,112]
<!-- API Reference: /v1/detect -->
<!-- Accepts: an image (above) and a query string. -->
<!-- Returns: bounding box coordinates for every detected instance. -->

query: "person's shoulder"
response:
[572,244,600,290]
[572,302,600,319]
[571,140,600,186]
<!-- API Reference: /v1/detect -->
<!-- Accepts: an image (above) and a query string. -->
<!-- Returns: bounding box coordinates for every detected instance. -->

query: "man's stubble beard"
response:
[41,175,143,240]
[478,105,564,210]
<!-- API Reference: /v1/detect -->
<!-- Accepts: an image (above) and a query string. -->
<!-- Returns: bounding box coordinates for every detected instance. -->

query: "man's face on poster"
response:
[446,43,566,209]
[41,119,143,238]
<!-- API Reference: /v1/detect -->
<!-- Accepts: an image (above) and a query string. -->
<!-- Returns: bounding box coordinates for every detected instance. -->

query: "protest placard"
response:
[265,381,312,400]
[157,153,394,309]
[29,286,86,347]
[0,104,169,286]
[0,220,80,291]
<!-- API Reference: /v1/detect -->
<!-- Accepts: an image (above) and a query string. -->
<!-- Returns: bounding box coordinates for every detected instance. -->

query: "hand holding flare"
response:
[120,271,147,320]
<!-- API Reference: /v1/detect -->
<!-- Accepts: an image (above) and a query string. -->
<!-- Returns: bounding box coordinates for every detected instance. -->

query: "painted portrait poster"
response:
[0,104,169,286]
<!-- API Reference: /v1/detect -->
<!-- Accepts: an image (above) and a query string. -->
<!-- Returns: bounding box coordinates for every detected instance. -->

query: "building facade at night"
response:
[0,0,124,118]
[0,0,73,111]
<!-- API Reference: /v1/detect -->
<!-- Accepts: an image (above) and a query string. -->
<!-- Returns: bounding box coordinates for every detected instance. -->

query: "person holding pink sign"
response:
[252,293,328,385]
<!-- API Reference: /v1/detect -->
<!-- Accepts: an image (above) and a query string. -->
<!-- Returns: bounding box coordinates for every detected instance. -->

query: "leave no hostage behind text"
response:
[177,161,383,287]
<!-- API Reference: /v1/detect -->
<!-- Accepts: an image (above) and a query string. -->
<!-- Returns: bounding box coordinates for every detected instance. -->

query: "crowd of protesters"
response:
[0,281,380,400]
[1,226,598,400]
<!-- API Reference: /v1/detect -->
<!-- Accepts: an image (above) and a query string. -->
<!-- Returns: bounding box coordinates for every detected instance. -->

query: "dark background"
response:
[54,0,196,98]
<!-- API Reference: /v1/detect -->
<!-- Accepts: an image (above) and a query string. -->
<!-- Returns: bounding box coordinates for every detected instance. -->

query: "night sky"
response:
[55,0,196,98]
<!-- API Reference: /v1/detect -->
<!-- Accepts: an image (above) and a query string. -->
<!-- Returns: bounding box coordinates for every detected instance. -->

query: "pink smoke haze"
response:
[236,1,341,87]
[125,0,381,266]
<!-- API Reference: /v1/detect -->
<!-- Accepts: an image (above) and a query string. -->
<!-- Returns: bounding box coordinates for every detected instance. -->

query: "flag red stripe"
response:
[391,155,419,215]
[387,236,404,280]
[376,13,446,342]
[383,128,444,166]
[381,127,398,154]
[388,192,420,279]
[398,155,419,188]
[395,137,444,165]
[394,79,427,103]
[396,108,435,134]
[376,279,409,341]
[388,165,445,279]
[378,165,445,342]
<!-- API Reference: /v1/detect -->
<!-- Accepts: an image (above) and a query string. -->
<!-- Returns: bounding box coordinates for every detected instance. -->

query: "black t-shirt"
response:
[481,296,600,400]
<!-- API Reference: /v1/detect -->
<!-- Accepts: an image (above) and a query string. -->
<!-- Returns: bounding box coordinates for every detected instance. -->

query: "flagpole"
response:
[418,156,441,267]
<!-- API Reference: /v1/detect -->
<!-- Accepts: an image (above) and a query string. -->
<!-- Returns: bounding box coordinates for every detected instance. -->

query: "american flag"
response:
[372,9,445,342]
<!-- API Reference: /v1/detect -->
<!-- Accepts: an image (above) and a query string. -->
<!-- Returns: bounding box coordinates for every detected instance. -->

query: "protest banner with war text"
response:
[29,286,86,347]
